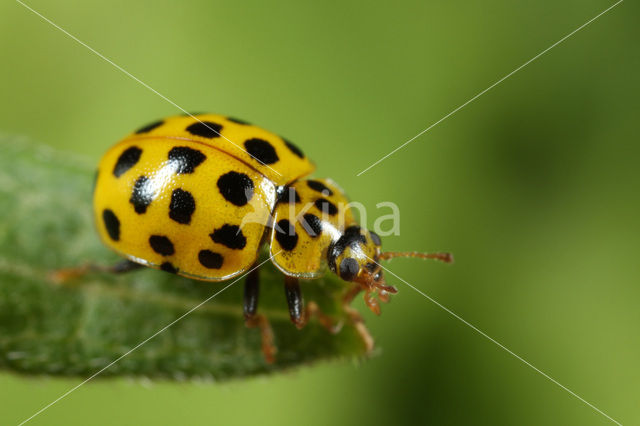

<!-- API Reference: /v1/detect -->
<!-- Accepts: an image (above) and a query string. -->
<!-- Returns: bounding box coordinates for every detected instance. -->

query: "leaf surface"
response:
[0,139,367,381]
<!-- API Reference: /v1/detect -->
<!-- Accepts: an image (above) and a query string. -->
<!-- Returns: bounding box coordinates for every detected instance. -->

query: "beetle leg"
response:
[342,284,375,353]
[243,265,260,320]
[284,276,340,333]
[364,289,381,315]
[378,289,391,304]
[306,300,343,333]
[50,259,143,283]
[108,259,144,273]
[243,266,276,364]
[284,276,305,328]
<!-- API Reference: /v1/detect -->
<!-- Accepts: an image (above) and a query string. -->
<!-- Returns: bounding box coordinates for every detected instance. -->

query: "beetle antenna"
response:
[379,251,454,264]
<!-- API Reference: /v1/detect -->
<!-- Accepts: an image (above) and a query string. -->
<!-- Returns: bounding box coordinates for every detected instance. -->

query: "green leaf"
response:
[0,138,368,381]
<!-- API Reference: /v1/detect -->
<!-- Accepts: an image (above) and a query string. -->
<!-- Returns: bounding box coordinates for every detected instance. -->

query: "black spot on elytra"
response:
[149,235,175,256]
[369,231,382,246]
[244,138,279,165]
[160,262,178,274]
[301,214,322,237]
[130,176,154,214]
[210,224,247,250]
[307,180,333,196]
[275,219,298,251]
[102,209,120,241]
[339,257,359,281]
[314,198,338,216]
[276,186,300,204]
[198,250,224,269]
[135,120,164,134]
[168,147,206,174]
[217,171,254,206]
[169,188,195,224]
[185,121,223,138]
[283,138,304,158]
[113,146,142,178]
[227,116,250,125]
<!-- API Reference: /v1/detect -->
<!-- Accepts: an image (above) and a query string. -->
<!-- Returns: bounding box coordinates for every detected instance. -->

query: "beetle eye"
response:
[339,257,359,281]
[374,271,382,281]
[365,262,377,273]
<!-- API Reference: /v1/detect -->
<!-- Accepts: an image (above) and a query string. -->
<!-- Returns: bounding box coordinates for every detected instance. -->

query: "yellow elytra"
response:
[92,113,452,361]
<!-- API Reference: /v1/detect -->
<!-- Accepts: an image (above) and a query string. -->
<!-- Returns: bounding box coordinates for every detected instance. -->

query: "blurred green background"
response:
[1,0,638,424]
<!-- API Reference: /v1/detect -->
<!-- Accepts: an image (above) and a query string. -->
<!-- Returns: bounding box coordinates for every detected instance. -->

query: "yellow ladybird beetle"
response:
[81,113,452,363]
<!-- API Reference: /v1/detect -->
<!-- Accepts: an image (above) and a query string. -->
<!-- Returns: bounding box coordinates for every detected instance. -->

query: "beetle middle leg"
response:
[243,265,276,364]
[284,276,339,332]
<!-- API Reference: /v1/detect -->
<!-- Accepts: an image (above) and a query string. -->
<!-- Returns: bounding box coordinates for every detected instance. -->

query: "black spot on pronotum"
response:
[244,138,279,165]
[307,180,333,196]
[102,209,120,241]
[113,146,142,178]
[283,138,304,158]
[301,214,322,237]
[227,116,250,125]
[314,198,338,216]
[339,257,359,281]
[185,120,223,138]
[275,219,298,251]
[369,230,382,246]
[168,146,207,174]
[217,171,254,206]
[344,226,367,245]
[210,224,247,250]
[130,176,154,214]
[327,226,367,271]
[198,250,224,269]
[135,120,164,134]
[276,186,300,204]
[149,235,175,256]
[169,188,196,224]
[160,262,178,274]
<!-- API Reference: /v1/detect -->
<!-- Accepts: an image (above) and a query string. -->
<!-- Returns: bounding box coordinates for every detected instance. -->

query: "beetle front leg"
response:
[284,276,338,332]
[363,289,381,315]
[342,284,375,353]
[284,275,304,328]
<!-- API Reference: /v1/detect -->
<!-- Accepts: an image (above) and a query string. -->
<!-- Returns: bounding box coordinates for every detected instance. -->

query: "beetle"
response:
[77,113,452,362]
